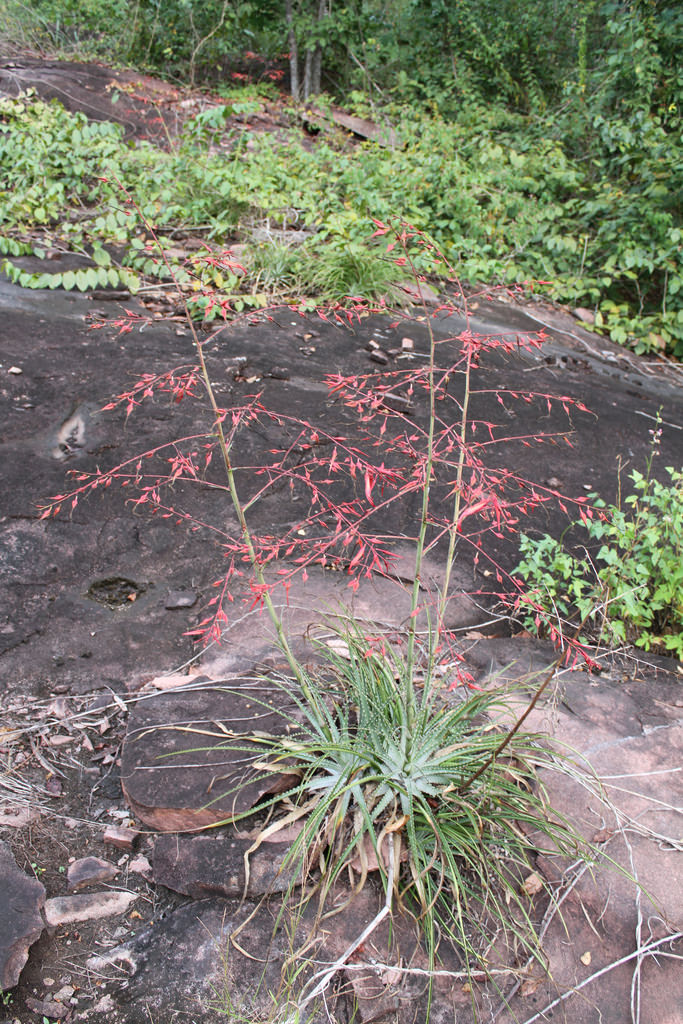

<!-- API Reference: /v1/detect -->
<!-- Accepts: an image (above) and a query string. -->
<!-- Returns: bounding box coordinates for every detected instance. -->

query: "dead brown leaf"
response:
[522,871,544,896]
[521,976,545,997]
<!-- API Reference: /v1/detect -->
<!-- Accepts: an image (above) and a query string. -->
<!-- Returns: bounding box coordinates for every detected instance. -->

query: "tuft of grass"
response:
[247,240,303,297]
[298,240,404,304]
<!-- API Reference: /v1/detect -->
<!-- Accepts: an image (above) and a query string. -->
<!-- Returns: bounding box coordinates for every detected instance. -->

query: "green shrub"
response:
[514,461,683,658]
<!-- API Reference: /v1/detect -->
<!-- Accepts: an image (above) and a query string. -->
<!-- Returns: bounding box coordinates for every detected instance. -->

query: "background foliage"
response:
[1,0,682,353]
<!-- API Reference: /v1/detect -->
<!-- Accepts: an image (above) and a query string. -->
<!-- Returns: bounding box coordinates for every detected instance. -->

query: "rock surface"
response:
[120,678,302,831]
[153,834,296,898]
[102,826,139,851]
[0,840,45,991]
[44,891,138,927]
[44,892,139,933]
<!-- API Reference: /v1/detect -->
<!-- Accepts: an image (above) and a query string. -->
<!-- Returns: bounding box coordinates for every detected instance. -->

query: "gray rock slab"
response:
[82,888,451,1024]
[3,263,682,703]
[0,840,45,991]
[84,900,309,1023]
[120,679,301,831]
[44,891,138,927]
[164,589,198,609]
[0,58,182,145]
[198,559,484,682]
[153,834,296,898]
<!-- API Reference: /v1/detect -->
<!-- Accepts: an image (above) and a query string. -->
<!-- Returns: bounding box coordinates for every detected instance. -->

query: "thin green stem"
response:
[438,346,472,634]
[398,229,474,691]
[401,244,436,715]
[190,320,304,687]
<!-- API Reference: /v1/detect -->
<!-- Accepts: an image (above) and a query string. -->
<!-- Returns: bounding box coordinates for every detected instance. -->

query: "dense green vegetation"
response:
[514,461,683,657]
[1,0,681,354]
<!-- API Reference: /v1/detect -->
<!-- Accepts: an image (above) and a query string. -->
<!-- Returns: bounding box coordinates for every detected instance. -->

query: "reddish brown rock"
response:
[25,996,66,1020]
[345,967,401,1023]
[0,840,45,990]
[120,680,301,831]
[0,802,40,828]
[496,669,683,1024]
[102,825,139,851]
[128,853,153,880]
[67,855,118,891]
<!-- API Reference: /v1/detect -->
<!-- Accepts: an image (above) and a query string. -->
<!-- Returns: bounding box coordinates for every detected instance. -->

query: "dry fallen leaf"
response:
[349,831,408,873]
[521,977,544,997]
[47,734,72,747]
[145,672,202,691]
[522,871,544,896]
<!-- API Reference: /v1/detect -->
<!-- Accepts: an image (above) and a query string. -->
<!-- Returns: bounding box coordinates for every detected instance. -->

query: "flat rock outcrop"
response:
[0,840,45,991]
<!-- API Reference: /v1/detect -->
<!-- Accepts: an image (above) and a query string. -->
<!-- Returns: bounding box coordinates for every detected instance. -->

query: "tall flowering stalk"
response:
[39,206,595,678]
[37,201,601,1005]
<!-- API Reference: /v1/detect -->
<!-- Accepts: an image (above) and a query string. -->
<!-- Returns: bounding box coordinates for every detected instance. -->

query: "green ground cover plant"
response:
[513,435,683,657]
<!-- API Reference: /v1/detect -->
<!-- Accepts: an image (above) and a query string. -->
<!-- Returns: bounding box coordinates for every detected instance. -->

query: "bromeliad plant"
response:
[39,211,596,1007]
[226,624,584,983]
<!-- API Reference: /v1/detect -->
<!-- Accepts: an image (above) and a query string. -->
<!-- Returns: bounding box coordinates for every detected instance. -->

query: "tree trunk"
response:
[303,47,313,100]
[285,0,299,99]
[312,0,328,96]
[288,0,328,101]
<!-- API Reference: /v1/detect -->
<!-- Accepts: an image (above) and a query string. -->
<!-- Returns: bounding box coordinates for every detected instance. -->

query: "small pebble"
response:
[67,856,118,891]
[103,824,139,851]
[165,590,197,610]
